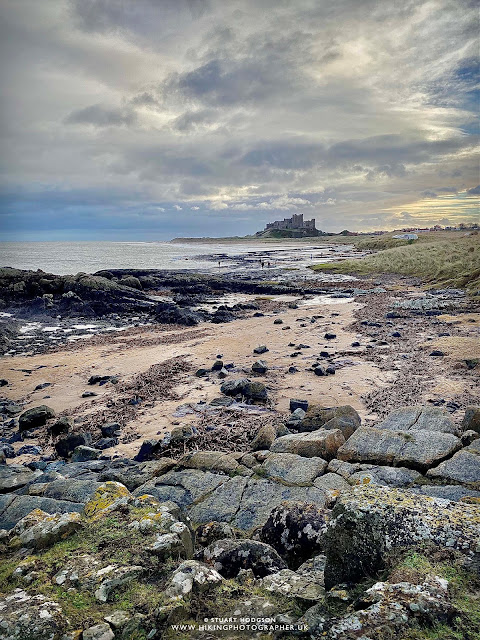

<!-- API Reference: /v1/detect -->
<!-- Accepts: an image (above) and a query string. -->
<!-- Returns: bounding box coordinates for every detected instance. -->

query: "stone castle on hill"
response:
[256,213,320,237]
[265,213,316,232]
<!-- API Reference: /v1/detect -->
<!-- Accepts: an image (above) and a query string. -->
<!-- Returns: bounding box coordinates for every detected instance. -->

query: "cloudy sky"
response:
[0,0,478,240]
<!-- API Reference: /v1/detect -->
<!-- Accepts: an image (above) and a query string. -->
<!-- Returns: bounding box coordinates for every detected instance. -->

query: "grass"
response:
[311,233,480,292]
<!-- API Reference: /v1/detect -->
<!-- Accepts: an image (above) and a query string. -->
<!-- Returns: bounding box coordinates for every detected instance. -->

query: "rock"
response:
[195,368,208,377]
[18,405,55,432]
[200,538,287,578]
[165,560,223,598]
[411,484,480,502]
[71,446,101,462]
[220,378,268,402]
[313,473,350,492]
[120,275,142,289]
[426,444,480,485]
[375,406,457,434]
[100,422,121,438]
[262,568,325,602]
[94,438,117,450]
[82,391,97,398]
[94,565,143,603]
[262,453,327,485]
[83,622,115,640]
[286,408,306,427]
[84,482,131,521]
[290,398,309,412]
[187,476,249,525]
[253,345,268,354]
[251,360,268,374]
[98,458,175,491]
[0,444,15,459]
[0,495,84,530]
[348,465,422,488]
[260,501,330,567]
[0,379,8,387]
[49,416,72,437]
[271,429,345,460]
[0,465,42,492]
[299,405,361,435]
[0,589,67,640]
[314,366,327,376]
[104,611,131,630]
[326,576,455,640]
[463,406,480,434]
[11,509,83,549]
[337,426,461,471]
[55,432,92,458]
[134,469,226,509]
[177,451,240,475]
[195,521,236,546]
[430,350,444,356]
[324,332,336,339]
[250,423,277,451]
[323,485,480,588]
[170,425,193,443]
[218,367,228,378]
[134,438,160,462]
[211,360,224,371]
[17,445,43,456]
[88,375,115,385]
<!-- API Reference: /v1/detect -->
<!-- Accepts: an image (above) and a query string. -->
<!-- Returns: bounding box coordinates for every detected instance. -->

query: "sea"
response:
[0,241,357,276]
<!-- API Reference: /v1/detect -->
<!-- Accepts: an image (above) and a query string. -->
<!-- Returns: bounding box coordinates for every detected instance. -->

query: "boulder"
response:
[262,453,327,485]
[463,407,480,434]
[0,465,42,493]
[195,521,237,547]
[0,590,67,640]
[0,495,84,530]
[323,485,480,588]
[134,438,160,462]
[375,406,457,434]
[11,509,83,549]
[55,432,92,458]
[251,360,268,374]
[349,465,422,488]
[270,429,345,460]
[134,469,227,509]
[250,423,277,451]
[220,378,268,402]
[261,568,325,603]
[18,405,55,432]
[100,422,121,438]
[98,458,175,491]
[298,405,360,434]
[165,560,223,599]
[253,345,268,354]
[94,565,143,603]
[177,451,240,475]
[71,446,101,462]
[426,443,480,485]
[290,398,308,413]
[200,538,287,578]
[337,426,461,471]
[260,501,330,567]
[49,417,72,437]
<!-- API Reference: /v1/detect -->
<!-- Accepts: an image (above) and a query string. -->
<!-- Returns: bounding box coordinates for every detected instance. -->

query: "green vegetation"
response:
[311,233,480,292]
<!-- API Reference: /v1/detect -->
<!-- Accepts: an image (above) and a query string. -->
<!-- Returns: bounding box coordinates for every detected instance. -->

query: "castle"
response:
[264,213,317,232]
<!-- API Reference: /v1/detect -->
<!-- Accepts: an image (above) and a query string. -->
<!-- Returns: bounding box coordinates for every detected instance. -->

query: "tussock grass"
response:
[311,234,480,292]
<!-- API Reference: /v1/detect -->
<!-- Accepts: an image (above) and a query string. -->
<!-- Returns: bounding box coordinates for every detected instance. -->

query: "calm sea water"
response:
[0,241,353,275]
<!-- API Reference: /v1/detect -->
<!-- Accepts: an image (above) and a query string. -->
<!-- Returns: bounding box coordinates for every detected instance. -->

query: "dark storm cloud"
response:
[0,0,479,238]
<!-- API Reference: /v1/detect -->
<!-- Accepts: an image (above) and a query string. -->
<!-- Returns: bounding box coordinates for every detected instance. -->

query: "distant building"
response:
[264,213,316,231]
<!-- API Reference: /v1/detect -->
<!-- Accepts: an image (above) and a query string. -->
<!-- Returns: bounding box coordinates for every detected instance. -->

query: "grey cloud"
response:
[65,104,136,127]
[421,190,438,198]
[467,185,480,194]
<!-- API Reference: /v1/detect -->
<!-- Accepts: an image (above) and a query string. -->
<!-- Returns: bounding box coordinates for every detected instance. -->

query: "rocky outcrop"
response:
[323,485,480,588]
[270,429,345,460]
[199,538,287,578]
[337,426,461,471]
[375,406,458,434]
[426,440,480,486]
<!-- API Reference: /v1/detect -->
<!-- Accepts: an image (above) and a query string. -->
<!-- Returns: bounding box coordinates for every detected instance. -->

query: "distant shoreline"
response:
[170,235,360,244]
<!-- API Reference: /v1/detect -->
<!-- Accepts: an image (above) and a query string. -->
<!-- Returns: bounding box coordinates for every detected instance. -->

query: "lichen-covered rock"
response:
[165,560,223,599]
[313,473,350,492]
[0,495,85,531]
[337,426,461,471]
[349,465,422,487]
[84,481,131,520]
[270,429,345,460]
[323,485,480,588]
[250,423,277,451]
[427,442,480,486]
[261,568,325,602]
[260,501,329,567]
[262,453,327,485]
[0,589,67,640]
[463,406,480,434]
[375,406,458,434]
[18,405,55,432]
[326,576,455,639]
[11,509,83,549]
[200,538,287,578]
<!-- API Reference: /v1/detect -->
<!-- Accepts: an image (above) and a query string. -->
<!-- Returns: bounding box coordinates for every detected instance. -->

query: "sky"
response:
[0,0,479,241]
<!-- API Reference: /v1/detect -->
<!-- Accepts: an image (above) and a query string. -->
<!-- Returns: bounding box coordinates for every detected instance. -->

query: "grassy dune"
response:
[311,233,480,292]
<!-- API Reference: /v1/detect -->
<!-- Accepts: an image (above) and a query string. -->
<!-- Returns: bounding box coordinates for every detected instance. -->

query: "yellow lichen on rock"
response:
[84,481,131,521]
